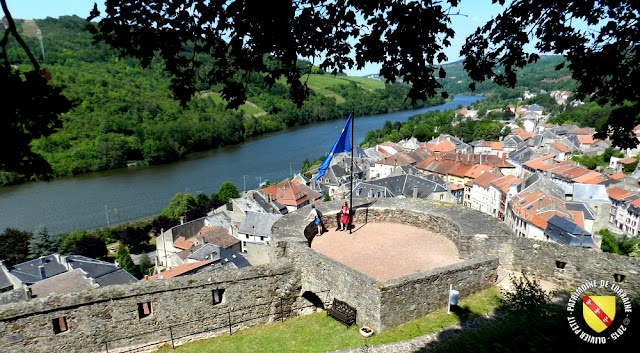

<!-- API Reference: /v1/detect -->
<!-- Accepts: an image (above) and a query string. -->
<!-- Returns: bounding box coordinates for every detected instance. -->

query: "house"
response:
[544,215,596,248]
[1,254,137,300]
[610,157,638,174]
[238,211,283,246]
[468,172,503,216]
[369,153,415,180]
[351,174,450,202]
[262,179,310,212]
[571,184,611,232]
[506,189,576,240]
[606,186,639,234]
[489,175,522,221]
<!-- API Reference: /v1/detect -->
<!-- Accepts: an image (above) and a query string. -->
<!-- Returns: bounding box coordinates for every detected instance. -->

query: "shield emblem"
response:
[582,296,616,333]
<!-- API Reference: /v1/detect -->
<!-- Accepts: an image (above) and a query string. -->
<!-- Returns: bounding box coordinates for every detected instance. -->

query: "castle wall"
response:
[0,263,299,353]
[378,256,498,331]
[465,234,640,296]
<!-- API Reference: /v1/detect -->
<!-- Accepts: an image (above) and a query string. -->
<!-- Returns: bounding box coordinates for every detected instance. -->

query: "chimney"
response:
[180,216,185,225]
[413,185,418,198]
[456,152,461,162]
[38,265,45,279]
[269,207,274,213]
[39,256,45,265]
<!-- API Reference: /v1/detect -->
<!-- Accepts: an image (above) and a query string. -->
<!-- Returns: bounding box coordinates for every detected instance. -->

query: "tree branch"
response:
[1,0,40,71]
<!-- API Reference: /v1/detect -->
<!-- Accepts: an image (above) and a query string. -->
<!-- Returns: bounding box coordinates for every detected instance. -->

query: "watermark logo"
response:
[566,280,632,344]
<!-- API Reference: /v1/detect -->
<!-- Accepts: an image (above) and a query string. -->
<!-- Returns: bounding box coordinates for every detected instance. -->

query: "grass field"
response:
[199,92,266,117]
[157,286,502,353]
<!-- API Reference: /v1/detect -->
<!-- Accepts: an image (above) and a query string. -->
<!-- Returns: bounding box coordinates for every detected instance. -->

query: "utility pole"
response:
[37,28,44,63]
[104,205,110,227]
[243,175,248,192]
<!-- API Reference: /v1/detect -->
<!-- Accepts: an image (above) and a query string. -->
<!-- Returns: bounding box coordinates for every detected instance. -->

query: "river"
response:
[0,95,483,234]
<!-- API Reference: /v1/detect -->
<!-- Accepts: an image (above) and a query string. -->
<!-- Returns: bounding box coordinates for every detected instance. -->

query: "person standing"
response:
[305,204,323,235]
[340,201,350,231]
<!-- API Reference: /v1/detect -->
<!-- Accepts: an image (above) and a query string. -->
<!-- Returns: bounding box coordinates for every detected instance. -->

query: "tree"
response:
[60,231,90,254]
[463,1,640,148]
[115,244,136,276]
[161,192,197,220]
[323,193,332,202]
[597,229,620,254]
[90,1,456,108]
[0,228,32,266]
[72,236,108,259]
[216,181,240,202]
[119,226,150,253]
[28,225,61,258]
[151,216,178,234]
[138,253,155,279]
[1,0,73,178]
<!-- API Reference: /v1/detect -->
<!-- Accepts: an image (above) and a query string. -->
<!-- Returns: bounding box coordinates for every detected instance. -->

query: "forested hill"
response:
[2,16,442,185]
[4,16,575,186]
[440,55,576,99]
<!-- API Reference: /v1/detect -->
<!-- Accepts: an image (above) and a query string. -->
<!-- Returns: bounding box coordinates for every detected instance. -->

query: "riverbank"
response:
[0,96,483,235]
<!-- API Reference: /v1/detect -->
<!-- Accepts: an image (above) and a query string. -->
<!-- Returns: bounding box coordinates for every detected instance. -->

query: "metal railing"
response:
[101,290,330,353]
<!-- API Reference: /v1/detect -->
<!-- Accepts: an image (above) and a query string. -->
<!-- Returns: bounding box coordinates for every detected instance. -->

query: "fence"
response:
[102,290,331,353]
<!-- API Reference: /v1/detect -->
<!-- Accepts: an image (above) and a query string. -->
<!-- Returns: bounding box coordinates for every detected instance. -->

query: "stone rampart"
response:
[465,234,640,296]
[272,199,504,331]
[0,262,299,353]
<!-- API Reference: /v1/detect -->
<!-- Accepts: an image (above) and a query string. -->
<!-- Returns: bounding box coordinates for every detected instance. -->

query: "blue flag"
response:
[315,113,353,182]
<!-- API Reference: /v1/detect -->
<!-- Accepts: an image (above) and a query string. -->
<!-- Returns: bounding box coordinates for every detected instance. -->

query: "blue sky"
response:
[5,0,506,76]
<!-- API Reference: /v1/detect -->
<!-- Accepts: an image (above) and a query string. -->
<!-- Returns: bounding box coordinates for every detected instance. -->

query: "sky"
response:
[5,0,506,76]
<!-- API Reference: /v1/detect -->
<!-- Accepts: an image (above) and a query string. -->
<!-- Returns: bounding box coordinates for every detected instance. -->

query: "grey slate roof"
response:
[565,202,596,220]
[352,174,446,199]
[508,147,540,165]
[238,211,283,237]
[544,215,595,247]
[572,184,611,203]
[29,269,97,298]
[188,244,251,268]
[0,269,13,291]
[7,255,67,285]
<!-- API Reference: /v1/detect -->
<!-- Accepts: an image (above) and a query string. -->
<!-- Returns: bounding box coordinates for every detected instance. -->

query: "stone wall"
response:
[378,256,498,331]
[165,218,205,242]
[465,234,640,296]
[271,199,504,332]
[283,242,381,328]
[0,263,299,353]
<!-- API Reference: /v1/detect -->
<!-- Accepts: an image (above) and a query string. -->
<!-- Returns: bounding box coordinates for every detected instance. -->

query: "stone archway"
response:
[301,290,325,310]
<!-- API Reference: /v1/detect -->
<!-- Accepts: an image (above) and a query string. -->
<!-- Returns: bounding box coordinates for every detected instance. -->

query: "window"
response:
[212,288,225,305]
[260,236,264,241]
[440,194,444,201]
[52,317,68,334]
[246,234,249,239]
[137,302,152,319]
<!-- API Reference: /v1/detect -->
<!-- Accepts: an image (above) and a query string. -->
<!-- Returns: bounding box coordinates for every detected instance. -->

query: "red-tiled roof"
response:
[262,179,309,206]
[607,187,634,200]
[491,142,503,150]
[146,260,214,280]
[509,190,571,230]
[465,164,492,179]
[447,163,473,178]
[427,139,456,153]
[471,172,502,188]
[197,226,239,249]
[448,183,464,191]
[618,157,637,164]
[511,128,534,140]
[173,236,194,250]
[572,171,604,183]
[577,135,597,145]
[380,141,403,152]
[490,175,522,194]
[570,127,596,135]
[631,198,640,208]
[550,142,570,153]
[523,155,556,171]
[609,173,625,180]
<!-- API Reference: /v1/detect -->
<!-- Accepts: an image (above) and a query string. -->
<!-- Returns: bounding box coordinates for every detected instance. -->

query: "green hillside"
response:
[2,16,439,185]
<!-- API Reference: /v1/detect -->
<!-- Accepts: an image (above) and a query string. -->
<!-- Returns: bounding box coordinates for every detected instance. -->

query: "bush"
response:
[500,271,554,316]
[120,226,150,253]
[72,236,108,259]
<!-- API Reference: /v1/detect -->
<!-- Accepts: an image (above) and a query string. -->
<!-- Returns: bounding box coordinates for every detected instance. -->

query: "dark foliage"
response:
[0,0,73,179]
[151,216,178,234]
[0,228,32,266]
[464,0,640,148]
[72,236,108,259]
[119,226,150,253]
[90,0,457,108]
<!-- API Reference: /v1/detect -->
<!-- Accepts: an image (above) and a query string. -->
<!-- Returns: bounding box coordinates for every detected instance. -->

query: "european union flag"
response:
[315,113,353,182]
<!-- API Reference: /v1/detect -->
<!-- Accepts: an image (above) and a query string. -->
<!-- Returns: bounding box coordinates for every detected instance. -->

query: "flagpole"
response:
[349,109,354,234]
